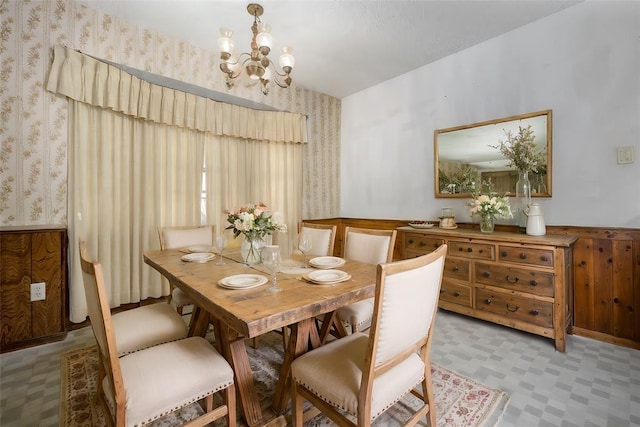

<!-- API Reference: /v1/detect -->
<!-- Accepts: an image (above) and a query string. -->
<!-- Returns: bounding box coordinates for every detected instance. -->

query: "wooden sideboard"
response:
[0,225,67,352]
[401,226,578,351]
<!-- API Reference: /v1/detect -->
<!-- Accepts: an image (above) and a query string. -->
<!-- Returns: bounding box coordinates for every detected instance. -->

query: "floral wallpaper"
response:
[1,0,340,226]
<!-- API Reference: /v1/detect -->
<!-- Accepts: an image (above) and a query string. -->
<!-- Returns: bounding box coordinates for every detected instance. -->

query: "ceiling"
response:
[78,0,580,99]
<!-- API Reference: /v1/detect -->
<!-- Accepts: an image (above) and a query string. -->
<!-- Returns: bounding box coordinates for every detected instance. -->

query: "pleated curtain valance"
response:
[46,45,308,144]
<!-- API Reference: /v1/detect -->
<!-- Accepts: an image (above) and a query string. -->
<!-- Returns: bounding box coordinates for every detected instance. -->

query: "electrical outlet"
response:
[30,282,46,301]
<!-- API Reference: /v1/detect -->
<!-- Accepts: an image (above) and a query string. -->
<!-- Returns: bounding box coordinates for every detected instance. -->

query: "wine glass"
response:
[215,234,226,265]
[298,233,312,268]
[262,245,282,293]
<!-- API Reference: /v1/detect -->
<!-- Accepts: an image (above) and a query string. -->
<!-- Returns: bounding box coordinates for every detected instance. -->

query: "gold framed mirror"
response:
[434,110,552,198]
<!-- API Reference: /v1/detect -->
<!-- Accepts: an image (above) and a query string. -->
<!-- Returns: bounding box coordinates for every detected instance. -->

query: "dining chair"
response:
[291,244,447,427]
[300,222,337,257]
[335,226,397,334]
[79,241,236,427]
[158,225,215,315]
[79,240,188,357]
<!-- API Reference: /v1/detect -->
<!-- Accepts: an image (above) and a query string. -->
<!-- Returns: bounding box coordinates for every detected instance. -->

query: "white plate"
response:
[218,274,268,289]
[181,252,215,263]
[304,269,351,285]
[409,222,434,229]
[309,256,346,269]
[188,245,214,253]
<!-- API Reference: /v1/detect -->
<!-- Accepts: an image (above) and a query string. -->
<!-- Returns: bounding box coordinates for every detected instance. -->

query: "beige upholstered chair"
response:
[158,225,215,315]
[79,241,236,427]
[79,241,187,357]
[291,245,447,427]
[300,222,337,257]
[336,227,397,333]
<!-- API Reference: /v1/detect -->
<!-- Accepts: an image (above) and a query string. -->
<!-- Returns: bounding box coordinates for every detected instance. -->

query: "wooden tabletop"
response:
[143,249,378,338]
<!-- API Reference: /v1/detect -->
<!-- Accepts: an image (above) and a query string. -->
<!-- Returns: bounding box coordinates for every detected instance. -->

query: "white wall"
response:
[340,1,640,228]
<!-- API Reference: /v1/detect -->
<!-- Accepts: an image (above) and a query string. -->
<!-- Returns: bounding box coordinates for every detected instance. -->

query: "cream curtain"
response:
[204,136,303,255]
[48,46,307,323]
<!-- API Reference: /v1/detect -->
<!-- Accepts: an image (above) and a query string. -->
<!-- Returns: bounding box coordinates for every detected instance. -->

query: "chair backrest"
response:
[158,225,215,250]
[364,244,447,388]
[78,240,125,408]
[343,226,397,264]
[300,222,337,257]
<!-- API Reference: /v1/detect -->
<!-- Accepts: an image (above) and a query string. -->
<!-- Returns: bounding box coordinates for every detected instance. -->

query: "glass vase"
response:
[241,235,266,265]
[515,170,531,232]
[480,215,495,233]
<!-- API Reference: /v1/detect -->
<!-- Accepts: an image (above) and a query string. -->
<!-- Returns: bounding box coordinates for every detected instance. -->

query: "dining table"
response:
[143,248,378,427]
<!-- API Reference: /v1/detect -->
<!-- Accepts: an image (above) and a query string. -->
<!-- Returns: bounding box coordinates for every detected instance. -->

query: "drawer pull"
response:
[467,248,473,253]
[501,251,508,257]
[452,266,459,272]
[483,272,491,278]
[440,289,445,294]
[530,309,540,316]
[484,298,492,305]
[530,280,538,286]
[505,275,519,284]
[408,239,414,244]
[419,241,426,247]
[506,304,520,312]
[454,291,461,297]
[519,253,528,260]
[541,256,549,262]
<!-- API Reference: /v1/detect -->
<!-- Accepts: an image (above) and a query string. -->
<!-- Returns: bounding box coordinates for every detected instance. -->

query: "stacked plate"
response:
[308,256,346,269]
[188,245,215,253]
[181,252,215,263]
[218,274,268,290]
[303,269,351,285]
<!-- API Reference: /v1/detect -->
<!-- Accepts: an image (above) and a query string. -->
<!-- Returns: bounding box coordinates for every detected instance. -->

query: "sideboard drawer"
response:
[440,281,472,307]
[443,258,470,282]
[498,245,554,268]
[475,263,554,297]
[448,241,495,261]
[476,288,553,328]
[404,233,444,253]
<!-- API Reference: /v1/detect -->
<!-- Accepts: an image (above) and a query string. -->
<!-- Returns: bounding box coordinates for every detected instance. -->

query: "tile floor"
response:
[1,310,639,426]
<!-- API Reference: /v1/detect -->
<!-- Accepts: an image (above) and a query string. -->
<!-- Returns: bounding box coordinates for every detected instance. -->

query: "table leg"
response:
[216,322,266,427]
[188,305,210,337]
[318,311,349,344]
[272,318,321,414]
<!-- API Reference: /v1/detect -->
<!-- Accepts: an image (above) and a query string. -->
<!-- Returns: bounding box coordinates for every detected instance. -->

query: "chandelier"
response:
[217,3,295,95]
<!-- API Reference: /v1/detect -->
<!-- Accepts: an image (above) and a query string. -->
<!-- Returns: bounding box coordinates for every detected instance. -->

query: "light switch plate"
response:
[617,146,634,164]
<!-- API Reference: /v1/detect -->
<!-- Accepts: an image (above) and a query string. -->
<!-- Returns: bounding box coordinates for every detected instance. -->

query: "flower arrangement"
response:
[468,182,512,232]
[490,125,546,173]
[225,202,286,239]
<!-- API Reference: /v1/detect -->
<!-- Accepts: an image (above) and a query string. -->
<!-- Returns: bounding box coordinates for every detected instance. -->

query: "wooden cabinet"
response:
[399,226,577,352]
[0,225,67,352]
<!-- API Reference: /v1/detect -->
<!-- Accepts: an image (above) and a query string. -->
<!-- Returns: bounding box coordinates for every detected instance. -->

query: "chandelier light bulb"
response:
[217,28,235,60]
[256,23,272,56]
[279,46,295,73]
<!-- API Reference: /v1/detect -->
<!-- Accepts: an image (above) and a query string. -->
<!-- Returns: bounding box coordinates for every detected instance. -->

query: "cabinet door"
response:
[0,234,32,344]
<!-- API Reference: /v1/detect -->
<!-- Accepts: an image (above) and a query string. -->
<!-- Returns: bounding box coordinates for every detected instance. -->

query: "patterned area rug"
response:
[60,333,509,426]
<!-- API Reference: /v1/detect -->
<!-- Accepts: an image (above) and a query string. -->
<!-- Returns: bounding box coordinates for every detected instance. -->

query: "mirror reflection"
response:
[434,110,552,198]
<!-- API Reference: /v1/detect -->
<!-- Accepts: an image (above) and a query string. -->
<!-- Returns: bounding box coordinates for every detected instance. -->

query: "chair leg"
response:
[423,375,436,427]
[291,381,304,426]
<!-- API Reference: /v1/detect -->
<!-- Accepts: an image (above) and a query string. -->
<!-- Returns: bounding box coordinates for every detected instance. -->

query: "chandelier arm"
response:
[221,53,252,80]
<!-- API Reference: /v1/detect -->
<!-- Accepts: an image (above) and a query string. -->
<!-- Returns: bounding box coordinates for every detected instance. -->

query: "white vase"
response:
[241,235,266,265]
